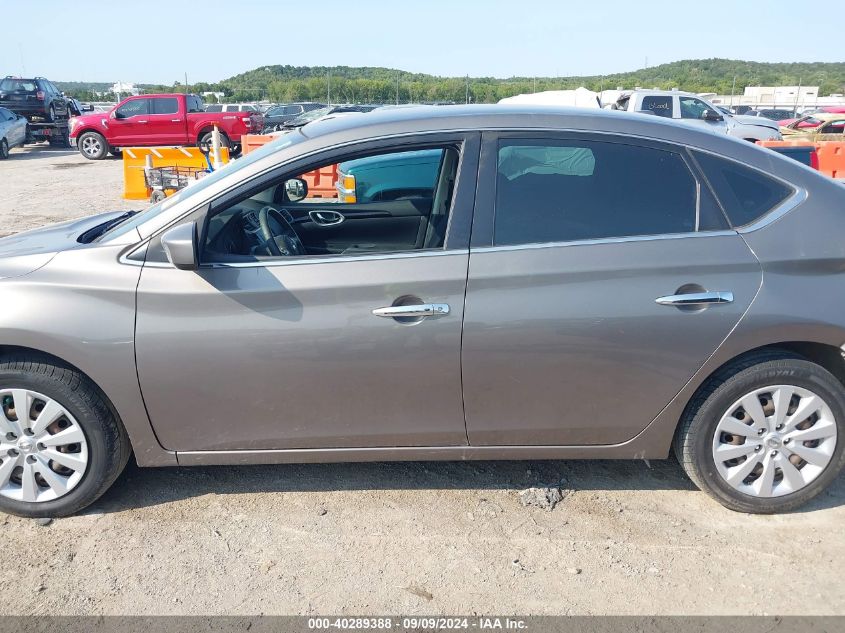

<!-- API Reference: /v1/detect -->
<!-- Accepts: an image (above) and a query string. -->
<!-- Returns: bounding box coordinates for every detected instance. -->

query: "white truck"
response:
[608,90,782,142]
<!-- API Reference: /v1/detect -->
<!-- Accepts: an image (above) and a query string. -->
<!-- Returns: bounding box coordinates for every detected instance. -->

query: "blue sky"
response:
[3,0,841,83]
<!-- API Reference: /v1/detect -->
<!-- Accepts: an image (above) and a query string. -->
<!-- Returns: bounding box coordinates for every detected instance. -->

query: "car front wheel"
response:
[675,351,845,513]
[0,355,131,518]
[0,139,8,159]
[78,131,108,160]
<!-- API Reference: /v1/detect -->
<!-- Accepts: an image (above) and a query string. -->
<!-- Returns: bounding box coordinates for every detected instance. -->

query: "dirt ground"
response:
[0,145,843,616]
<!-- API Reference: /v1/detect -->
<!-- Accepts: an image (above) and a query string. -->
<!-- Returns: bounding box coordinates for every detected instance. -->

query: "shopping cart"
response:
[144,165,209,203]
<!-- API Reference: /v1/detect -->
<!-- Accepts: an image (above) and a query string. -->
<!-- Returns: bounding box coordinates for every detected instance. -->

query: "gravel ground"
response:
[0,145,843,616]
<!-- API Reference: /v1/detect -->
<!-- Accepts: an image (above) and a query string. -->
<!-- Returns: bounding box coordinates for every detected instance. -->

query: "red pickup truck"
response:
[68,93,263,160]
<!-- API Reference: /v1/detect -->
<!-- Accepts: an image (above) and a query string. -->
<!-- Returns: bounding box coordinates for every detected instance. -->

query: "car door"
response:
[461,132,762,446]
[145,96,184,145]
[678,95,727,133]
[133,133,480,452]
[107,98,150,146]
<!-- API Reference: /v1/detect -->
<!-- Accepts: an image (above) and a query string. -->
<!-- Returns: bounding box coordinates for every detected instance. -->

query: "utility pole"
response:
[793,77,802,115]
[184,72,189,95]
[730,75,736,108]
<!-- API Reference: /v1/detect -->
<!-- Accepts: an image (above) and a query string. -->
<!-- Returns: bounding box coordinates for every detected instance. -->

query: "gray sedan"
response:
[0,105,843,517]
[0,107,26,158]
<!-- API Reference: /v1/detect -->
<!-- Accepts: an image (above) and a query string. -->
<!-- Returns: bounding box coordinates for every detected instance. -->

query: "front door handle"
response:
[372,303,450,318]
[655,291,734,306]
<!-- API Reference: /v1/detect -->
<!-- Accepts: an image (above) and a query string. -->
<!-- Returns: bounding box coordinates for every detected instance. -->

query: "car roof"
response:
[299,103,722,145]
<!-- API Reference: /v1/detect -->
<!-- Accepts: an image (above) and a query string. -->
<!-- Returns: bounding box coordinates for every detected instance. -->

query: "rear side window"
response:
[494,139,703,246]
[693,151,793,227]
[186,96,204,113]
[641,95,673,118]
[152,97,179,114]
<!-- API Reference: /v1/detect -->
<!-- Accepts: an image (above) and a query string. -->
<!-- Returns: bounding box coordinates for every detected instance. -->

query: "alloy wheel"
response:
[0,389,88,503]
[712,385,838,498]
[81,135,102,158]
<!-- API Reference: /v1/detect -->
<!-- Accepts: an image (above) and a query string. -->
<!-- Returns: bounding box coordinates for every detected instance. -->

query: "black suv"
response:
[0,76,69,122]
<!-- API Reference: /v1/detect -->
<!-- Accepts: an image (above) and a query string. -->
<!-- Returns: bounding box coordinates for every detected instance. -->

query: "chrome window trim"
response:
[119,246,466,270]
[204,248,466,269]
[471,229,737,254]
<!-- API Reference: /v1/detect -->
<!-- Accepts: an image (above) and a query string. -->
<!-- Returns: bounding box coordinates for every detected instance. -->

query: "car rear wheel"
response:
[198,131,229,153]
[78,131,108,160]
[0,355,131,518]
[0,139,8,159]
[675,351,845,513]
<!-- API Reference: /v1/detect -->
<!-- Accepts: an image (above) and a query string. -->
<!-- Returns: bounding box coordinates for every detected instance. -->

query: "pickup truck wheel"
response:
[198,131,229,153]
[78,132,108,160]
[0,139,8,160]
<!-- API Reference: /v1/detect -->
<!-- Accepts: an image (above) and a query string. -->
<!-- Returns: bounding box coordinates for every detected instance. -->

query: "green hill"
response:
[56,59,845,104]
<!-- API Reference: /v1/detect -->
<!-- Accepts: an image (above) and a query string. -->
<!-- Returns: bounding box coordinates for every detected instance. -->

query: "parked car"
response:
[611,90,782,142]
[273,104,372,131]
[0,105,844,518]
[0,107,27,158]
[68,93,264,159]
[204,103,261,113]
[744,109,796,122]
[262,102,325,132]
[781,113,845,140]
[764,145,819,170]
[0,76,68,122]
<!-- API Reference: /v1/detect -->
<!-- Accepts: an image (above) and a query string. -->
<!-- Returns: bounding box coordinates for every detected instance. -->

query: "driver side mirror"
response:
[702,109,723,122]
[284,177,308,203]
[161,222,198,271]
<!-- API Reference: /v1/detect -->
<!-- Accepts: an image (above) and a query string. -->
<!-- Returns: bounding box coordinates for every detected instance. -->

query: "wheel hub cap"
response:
[712,385,838,498]
[0,388,89,503]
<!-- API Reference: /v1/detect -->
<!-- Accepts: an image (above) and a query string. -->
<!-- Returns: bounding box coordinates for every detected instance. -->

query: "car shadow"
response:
[90,457,845,515]
[9,145,79,160]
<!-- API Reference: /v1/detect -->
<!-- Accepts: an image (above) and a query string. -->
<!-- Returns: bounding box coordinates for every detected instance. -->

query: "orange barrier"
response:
[816,142,845,180]
[240,134,275,155]
[757,140,845,180]
[122,146,229,200]
[240,134,339,198]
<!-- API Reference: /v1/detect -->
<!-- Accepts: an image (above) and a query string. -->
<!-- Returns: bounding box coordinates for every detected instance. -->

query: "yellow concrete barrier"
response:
[122,146,230,200]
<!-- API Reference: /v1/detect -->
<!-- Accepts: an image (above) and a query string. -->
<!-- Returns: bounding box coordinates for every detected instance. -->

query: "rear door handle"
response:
[372,304,450,318]
[655,291,734,306]
[137,120,148,124]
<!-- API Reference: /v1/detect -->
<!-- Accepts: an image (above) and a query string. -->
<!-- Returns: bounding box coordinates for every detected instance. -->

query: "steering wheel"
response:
[257,205,306,257]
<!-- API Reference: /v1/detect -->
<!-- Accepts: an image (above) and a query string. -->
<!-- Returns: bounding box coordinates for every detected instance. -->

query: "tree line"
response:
[56,59,845,104]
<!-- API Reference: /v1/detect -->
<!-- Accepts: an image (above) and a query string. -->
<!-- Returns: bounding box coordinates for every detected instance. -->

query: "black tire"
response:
[0,139,8,159]
[150,190,166,204]
[198,130,229,152]
[77,131,108,160]
[109,148,122,158]
[0,355,131,518]
[674,350,845,513]
[48,104,57,122]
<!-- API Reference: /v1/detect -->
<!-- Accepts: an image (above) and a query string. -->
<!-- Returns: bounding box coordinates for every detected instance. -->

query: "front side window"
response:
[494,139,700,246]
[680,97,710,119]
[693,151,793,227]
[116,99,149,118]
[151,97,179,115]
[202,145,458,262]
[640,95,673,117]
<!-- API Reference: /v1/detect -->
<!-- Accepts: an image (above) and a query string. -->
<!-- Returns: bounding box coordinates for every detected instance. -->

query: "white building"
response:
[110,82,139,98]
[709,85,845,110]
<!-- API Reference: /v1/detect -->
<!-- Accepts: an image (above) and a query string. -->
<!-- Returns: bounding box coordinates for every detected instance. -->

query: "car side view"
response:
[0,105,843,517]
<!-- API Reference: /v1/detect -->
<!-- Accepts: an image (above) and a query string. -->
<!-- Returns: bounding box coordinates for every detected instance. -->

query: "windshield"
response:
[99,131,306,240]
[284,106,333,127]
